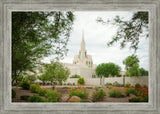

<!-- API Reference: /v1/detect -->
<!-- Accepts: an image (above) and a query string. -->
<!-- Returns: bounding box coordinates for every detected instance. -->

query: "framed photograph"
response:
[0,0,160,114]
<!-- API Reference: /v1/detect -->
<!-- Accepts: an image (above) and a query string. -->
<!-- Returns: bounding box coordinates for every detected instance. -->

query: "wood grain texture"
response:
[0,0,160,114]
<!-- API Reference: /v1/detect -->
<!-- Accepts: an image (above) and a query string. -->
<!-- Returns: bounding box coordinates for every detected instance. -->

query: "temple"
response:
[63,29,96,78]
[73,29,93,68]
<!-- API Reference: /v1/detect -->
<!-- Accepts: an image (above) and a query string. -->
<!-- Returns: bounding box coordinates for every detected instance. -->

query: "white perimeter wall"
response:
[64,76,148,86]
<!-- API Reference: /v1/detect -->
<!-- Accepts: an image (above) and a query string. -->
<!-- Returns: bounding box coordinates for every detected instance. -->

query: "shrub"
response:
[135,83,141,89]
[142,85,148,88]
[26,75,36,83]
[129,97,141,102]
[105,83,112,88]
[73,83,75,85]
[20,78,31,90]
[113,81,122,87]
[12,89,16,98]
[136,86,148,101]
[37,88,47,96]
[92,88,106,102]
[124,82,131,88]
[20,95,30,101]
[129,96,148,102]
[125,88,137,96]
[70,74,80,78]
[108,88,122,98]
[69,88,88,99]
[67,82,72,85]
[77,77,85,85]
[30,84,40,93]
[62,87,68,89]
[95,86,101,91]
[28,95,45,102]
[142,95,148,102]
[45,90,61,102]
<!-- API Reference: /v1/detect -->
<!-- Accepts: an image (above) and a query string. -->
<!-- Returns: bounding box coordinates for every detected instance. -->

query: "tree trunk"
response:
[123,75,125,86]
[43,81,45,85]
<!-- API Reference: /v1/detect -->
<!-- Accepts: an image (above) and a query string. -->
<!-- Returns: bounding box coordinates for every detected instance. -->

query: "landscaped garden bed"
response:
[12,82,148,103]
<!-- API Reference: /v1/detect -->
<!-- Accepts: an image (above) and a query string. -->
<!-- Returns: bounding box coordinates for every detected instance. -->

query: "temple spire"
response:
[81,29,86,51]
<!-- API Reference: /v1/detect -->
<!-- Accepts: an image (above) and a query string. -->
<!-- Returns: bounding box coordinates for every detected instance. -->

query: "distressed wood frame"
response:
[0,0,160,114]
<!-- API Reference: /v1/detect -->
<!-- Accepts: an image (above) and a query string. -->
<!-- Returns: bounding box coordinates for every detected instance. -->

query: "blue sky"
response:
[43,11,149,71]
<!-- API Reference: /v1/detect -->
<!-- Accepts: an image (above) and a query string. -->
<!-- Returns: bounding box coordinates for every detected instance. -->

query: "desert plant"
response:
[45,90,61,102]
[70,74,80,78]
[105,83,112,88]
[108,88,122,98]
[124,82,131,88]
[135,83,141,89]
[95,86,101,91]
[129,97,141,102]
[26,75,37,83]
[20,95,30,101]
[67,82,72,85]
[125,88,137,96]
[77,77,85,85]
[113,81,122,87]
[12,89,16,98]
[28,95,45,102]
[69,88,88,99]
[30,84,40,93]
[92,88,106,102]
[37,88,47,96]
[19,78,31,90]
[62,87,68,89]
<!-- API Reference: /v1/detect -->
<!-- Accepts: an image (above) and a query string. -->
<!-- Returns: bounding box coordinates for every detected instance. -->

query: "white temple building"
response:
[63,30,97,78]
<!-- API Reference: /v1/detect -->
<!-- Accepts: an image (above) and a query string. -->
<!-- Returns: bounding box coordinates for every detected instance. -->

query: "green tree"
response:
[97,12,148,52]
[37,74,48,85]
[53,63,70,85]
[38,61,70,85]
[12,12,74,84]
[123,54,140,77]
[95,62,121,85]
[26,75,37,83]
[139,68,148,76]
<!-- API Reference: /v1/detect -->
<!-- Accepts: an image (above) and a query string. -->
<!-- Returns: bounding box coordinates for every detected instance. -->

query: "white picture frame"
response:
[0,0,160,114]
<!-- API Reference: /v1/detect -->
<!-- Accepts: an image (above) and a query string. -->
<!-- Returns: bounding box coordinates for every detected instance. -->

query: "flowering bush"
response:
[69,88,88,99]
[30,84,40,93]
[77,77,85,85]
[135,83,141,89]
[92,88,106,102]
[108,88,122,98]
[136,86,148,102]
[129,86,148,102]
